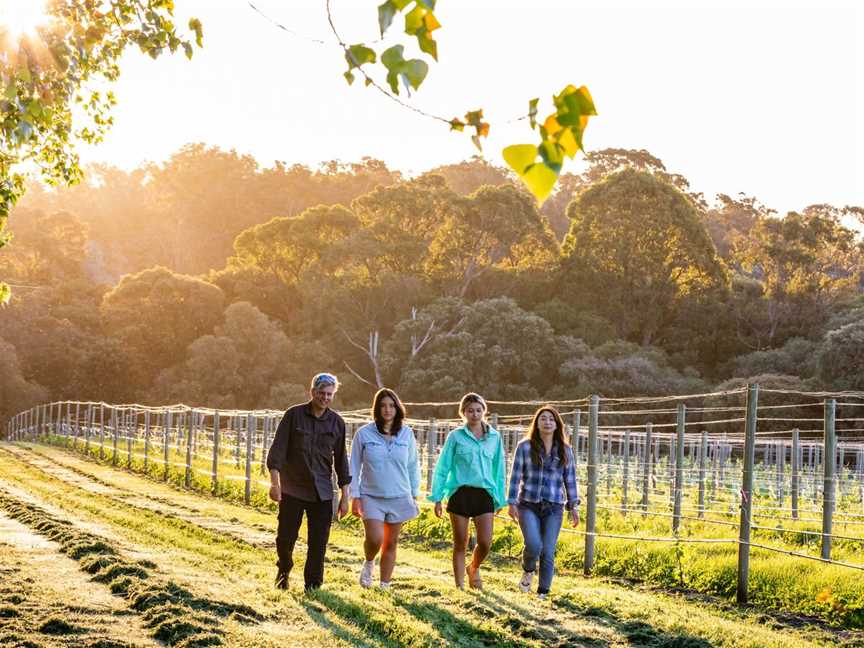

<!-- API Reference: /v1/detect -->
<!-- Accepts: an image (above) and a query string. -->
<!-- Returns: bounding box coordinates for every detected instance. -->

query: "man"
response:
[266,372,351,591]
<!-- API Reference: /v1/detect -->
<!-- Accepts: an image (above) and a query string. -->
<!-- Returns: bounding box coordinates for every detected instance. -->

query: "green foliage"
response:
[732,208,863,346]
[727,337,819,380]
[100,267,225,388]
[0,1,203,298]
[557,340,706,398]
[818,320,864,390]
[151,301,315,409]
[562,169,728,346]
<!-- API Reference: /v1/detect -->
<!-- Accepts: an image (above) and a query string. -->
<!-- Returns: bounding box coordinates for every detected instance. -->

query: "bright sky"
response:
[67,0,862,215]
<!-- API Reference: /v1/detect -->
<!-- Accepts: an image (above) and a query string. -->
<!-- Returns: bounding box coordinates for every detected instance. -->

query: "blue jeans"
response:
[518,501,564,594]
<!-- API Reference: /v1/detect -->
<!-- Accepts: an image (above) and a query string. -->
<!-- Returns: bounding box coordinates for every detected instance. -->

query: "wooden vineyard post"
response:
[821,399,836,560]
[584,395,599,576]
[737,383,759,605]
[698,430,708,518]
[99,404,106,460]
[212,411,221,493]
[144,410,151,471]
[642,422,653,513]
[111,407,119,466]
[163,409,172,481]
[245,413,254,505]
[622,430,630,513]
[672,404,686,534]
[426,418,437,494]
[185,408,194,488]
[792,428,800,520]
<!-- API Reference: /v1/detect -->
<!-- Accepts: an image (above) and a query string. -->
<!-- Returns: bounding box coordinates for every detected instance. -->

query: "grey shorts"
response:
[361,495,419,523]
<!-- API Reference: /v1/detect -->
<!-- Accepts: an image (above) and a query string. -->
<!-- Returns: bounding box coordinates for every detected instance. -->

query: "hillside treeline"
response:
[1,144,863,421]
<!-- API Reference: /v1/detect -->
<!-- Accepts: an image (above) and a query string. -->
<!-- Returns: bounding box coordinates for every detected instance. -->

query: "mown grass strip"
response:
[0,491,261,648]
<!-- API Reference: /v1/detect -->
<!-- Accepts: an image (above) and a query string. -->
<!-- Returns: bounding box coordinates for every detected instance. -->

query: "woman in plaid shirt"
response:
[507,405,580,598]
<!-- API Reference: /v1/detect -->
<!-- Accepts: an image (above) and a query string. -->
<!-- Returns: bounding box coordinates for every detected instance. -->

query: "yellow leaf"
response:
[521,163,558,205]
[576,85,597,115]
[557,127,580,159]
[543,114,562,136]
[423,12,441,31]
[502,144,538,174]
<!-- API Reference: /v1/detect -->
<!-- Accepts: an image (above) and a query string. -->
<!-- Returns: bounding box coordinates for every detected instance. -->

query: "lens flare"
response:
[0,1,49,40]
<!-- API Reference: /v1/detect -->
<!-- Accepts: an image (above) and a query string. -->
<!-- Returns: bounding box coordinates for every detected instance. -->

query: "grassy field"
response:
[1,442,862,647]
[43,430,864,630]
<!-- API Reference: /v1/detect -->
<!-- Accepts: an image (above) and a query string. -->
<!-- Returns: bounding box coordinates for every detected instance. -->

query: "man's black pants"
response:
[276,494,333,590]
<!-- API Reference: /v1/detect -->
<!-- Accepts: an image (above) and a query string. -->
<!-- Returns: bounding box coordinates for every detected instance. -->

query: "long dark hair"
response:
[371,388,406,435]
[525,405,569,468]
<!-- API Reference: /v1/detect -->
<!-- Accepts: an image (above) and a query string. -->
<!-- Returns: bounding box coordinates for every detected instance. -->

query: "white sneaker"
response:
[538,592,548,600]
[518,571,534,593]
[379,581,391,590]
[359,560,375,588]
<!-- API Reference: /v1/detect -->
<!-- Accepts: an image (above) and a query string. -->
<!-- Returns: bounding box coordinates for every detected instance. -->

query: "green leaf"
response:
[382,45,406,93]
[528,98,538,129]
[417,28,438,60]
[4,81,17,101]
[381,44,405,68]
[344,70,355,85]
[378,1,396,36]
[0,282,9,306]
[404,4,425,34]
[502,144,538,174]
[538,140,563,170]
[182,42,193,59]
[188,17,203,47]
[401,59,428,90]
[346,44,376,69]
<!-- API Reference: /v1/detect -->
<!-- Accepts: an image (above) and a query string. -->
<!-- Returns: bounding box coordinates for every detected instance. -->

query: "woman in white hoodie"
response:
[350,388,421,589]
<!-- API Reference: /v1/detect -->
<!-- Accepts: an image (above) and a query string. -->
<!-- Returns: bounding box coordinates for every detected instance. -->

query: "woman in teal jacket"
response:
[429,393,506,590]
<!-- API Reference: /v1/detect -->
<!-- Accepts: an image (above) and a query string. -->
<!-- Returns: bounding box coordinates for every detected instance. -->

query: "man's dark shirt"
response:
[266,402,351,502]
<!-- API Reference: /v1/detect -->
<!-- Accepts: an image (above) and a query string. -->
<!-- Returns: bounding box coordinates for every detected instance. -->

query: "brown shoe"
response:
[275,570,289,590]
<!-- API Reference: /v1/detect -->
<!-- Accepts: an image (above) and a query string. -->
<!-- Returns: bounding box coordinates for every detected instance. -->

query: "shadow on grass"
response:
[553,594,715,647]
[302,588,436,647]
[299,595,392,648]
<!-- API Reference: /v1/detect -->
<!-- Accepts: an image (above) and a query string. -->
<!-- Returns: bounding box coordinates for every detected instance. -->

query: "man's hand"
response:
[508,503,519,522]
[268,469,282,503]
[338,494,349,519]
[570,508,580,527]
[351,498,364,518]
[434,501,443,518]
[269,485,282,503]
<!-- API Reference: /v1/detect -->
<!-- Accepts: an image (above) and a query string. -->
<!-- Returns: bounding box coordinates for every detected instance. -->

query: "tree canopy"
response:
[0,0,203,303]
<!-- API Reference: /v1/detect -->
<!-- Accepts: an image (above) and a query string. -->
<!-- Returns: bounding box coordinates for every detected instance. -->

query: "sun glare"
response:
[0,0,49,39]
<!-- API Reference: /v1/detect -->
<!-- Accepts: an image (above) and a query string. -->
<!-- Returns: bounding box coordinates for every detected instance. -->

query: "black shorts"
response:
[446,486,494,518]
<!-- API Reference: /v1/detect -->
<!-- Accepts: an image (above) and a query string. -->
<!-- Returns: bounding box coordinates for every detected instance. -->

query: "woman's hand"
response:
[508,503,519,522]
[570,507,580,527]
[434,501,443,518]
[351,498,363,518]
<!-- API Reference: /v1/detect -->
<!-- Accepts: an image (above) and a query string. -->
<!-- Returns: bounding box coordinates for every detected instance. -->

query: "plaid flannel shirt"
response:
[507,439,580,510]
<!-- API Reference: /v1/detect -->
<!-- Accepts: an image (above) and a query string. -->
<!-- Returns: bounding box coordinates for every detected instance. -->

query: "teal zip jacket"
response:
[428,425,507,510]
